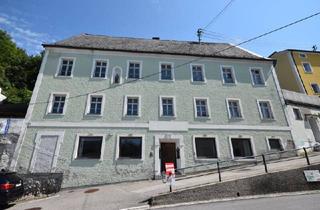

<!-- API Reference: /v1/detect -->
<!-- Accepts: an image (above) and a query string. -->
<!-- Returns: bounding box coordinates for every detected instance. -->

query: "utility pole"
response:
[197,28,203,43]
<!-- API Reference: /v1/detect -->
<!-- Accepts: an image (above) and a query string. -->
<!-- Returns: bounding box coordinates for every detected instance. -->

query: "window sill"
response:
[85,113,103,117]
[159,80,175,83]
[74,157,102,161]
[195,158,218,162]
[228,117,244,121]
[222,83,237,86]
[90,77,108,81]
[54,75,73,79]
[160,115,176,119]
[233,157,256,161]
[252,84,266,87]
[123,115,141,119]
[116,158,143,162]
[195,116,211,120]
[260,118,276,122]
[191,80,207,85]
[47,113,65,116]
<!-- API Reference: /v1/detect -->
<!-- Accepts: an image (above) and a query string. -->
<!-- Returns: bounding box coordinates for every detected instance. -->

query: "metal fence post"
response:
[303,147,311,165]
[217,161,221,182]
[262,154,268,173]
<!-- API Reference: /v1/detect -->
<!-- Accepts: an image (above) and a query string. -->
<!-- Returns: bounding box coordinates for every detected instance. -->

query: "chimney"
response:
[152,37,160,40]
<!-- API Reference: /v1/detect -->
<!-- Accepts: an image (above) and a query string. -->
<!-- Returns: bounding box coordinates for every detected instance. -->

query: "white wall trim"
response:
[159,61,175,81]
[126,60,143,79]
[226,98,244,120]
[190,63,207,83]
[55,57,76,78]
[193,97,211,119]
[265,136,284,151]
[192,135,220,161]
[29,130,64,172]
[249,67,266,86]
[228,135,256,160]
[123,95,142,118]
[46,92,69,115]
[159,95,177,118]
[84,93,105,116]
[256,99,276,121]
[220,65,237,85]
[72,133,106,161]
[115,134,145,161]
[90,58,109,79]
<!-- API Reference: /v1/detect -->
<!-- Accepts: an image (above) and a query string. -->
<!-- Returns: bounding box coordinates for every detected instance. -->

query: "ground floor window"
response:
[231,138,253,158]
[195,137,217,159]
[268,138,283,151]
[77,136,103,159]
[119,137,142,159]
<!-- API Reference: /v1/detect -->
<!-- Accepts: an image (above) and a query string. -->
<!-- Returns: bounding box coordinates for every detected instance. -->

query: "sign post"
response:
[165,162,175,192]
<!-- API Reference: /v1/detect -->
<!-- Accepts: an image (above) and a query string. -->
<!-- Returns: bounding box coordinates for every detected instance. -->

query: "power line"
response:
[29,11,320,106]
[203,0,235,30]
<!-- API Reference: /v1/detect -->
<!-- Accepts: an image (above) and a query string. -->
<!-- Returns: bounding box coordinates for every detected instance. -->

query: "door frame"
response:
[29,131,64,172]
[154,134,184,176]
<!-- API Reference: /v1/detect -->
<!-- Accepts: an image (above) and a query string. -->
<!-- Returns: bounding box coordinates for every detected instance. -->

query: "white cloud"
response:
[0,14,54,55]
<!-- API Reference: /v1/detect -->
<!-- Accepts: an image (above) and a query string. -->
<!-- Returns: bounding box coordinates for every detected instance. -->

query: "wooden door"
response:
[160,142,177,173]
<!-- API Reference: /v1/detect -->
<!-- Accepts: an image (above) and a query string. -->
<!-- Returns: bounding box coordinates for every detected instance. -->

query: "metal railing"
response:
[175,145,320,183]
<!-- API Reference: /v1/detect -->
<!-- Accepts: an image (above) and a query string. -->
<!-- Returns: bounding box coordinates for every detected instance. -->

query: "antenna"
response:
[197,28,203,43]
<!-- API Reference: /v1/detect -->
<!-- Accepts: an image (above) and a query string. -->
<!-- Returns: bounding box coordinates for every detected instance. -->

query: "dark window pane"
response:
[195,138,217,158]
[231,139,253,158]
[119,137,142,159]
[77,137,102,159]
[268,138,283,151]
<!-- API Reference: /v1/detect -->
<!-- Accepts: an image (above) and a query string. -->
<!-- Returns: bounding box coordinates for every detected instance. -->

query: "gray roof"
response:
[282,89,320,108]
[44,34,269,61]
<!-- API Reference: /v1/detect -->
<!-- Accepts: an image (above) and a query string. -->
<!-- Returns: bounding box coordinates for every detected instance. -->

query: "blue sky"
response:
[0,0,319,56]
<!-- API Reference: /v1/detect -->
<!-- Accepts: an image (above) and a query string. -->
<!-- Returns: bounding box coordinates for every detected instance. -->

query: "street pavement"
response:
[157,193,320,210]
[7,154,320,210]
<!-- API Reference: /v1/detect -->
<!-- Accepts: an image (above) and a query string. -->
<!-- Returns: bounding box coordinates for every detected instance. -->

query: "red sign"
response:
[165,162,175,175]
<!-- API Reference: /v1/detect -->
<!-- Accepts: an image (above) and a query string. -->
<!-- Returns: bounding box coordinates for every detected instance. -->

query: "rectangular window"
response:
[126,97,139,116]
[77,136,103,159]
[119,137,142,159]
[293,108,303,120]
[161,97,175,117]
[302,63,312,73]
[89,96,103,115]
[195,99,209,117]
[222,67,235,84]
[128,62,141,79]
[299,53,306,58]
[195,137,217,159]
[58,58,74,76]
[51,95,66,114]
[227,99,242,119]
[250,68,265,85]
[258,101,274,120]
[93,60,107,78]
[231,138,253,158]
[160,63,173,80]
[192,65,205,82]
[311,84,320,93]
[268,138,283,151]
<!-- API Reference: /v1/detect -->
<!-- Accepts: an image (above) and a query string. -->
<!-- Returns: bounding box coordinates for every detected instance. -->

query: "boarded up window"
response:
[33,135,58,172]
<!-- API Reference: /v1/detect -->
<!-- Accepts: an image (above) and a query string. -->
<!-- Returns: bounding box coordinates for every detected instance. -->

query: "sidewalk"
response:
[8,154,320,210]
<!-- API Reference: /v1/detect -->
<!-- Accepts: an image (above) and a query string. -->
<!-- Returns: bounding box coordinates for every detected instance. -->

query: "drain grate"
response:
[84,188,99,194]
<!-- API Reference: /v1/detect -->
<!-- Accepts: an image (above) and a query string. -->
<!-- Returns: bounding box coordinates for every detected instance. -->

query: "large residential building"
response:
[270,49,320,95]
[11,34,292,188]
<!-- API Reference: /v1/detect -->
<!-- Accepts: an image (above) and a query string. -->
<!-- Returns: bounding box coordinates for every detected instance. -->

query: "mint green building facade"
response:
[11,35,292,188]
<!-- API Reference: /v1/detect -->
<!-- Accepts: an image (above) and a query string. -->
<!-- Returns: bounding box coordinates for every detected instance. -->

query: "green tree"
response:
[0,30,42,104]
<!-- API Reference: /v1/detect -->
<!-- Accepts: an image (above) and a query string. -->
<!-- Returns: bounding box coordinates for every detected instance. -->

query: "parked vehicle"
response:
[0,170,24,205]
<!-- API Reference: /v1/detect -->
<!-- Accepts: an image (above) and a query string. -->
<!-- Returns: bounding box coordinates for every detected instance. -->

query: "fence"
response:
[175,145,320,183]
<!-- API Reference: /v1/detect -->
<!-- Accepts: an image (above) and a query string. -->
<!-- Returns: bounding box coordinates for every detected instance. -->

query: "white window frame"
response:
[292,107,303,121]
[123,95,141,117]
[257,99,275,120]
[220,65,237,85]
[249,67,266,86]
[55,57,76,78]
[311,83,320,94]
[190,64,206,83]
[192,135,219,161]
[115,134,145,161]
[193,97,211,119]
[29,131,65,172]
[226,98,244,120]
[159,96,177,118]
[72,133,106,161]
[85,93,105,116]
[265,136,284,152]
[126,60,142,80]
[228,135,256,160]
[302,62,313,73]
[159,62,175,82]
[91,59,109,79]
[46,92,69,115]
[111,66,123,84]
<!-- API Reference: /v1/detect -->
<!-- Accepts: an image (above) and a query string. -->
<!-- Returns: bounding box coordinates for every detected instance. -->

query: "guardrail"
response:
[175,145,320,182]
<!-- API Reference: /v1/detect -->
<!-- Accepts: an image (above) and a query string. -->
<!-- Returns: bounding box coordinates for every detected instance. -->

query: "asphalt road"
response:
[158,193,320,210]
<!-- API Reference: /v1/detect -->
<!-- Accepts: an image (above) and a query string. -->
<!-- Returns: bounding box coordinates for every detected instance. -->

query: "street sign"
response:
[165,162,175,175]
[304,170,320,182]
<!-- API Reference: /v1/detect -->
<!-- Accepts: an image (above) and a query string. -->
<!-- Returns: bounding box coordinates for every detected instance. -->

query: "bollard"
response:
[262,154,268,173]
[217,162,222,182]
[303,147,311,165]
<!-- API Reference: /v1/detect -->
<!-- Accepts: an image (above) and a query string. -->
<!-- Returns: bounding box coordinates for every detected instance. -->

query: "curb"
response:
[120,205,150,210]
[148,190,320,209]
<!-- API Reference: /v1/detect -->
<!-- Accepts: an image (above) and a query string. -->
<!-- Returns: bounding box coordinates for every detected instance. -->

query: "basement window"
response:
[195,137,218,159]
[268,138,283,151]
[119,137,142,159]
[77,136,103,159]
[231,138,253,158]
[293,108,303,120]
